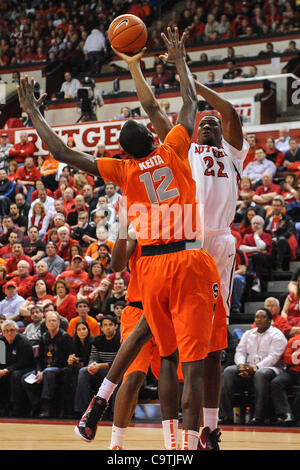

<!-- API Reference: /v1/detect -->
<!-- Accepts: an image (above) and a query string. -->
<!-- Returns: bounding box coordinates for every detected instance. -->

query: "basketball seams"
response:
[115,26,146,51]
[110,22,144,42]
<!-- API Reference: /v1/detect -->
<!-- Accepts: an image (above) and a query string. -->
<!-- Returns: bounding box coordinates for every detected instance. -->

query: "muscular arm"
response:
[194,80,243,150]
[17,77,100,177]
[111,236,136,272]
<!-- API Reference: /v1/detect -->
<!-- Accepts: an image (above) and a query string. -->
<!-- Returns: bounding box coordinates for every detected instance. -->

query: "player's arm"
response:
[111,196,136,272]
[161,28,197,138]
[111,46,172,142]
[17,77,100,177]
[194,80,243,150]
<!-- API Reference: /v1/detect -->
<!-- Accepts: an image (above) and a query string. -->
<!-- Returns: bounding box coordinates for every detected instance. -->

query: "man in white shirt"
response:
[28,188,55,222]
[243,147,277,187]
[219,308,287,425]
[60,72,81,99]
[83,26,107,75]
[275,126,291,153]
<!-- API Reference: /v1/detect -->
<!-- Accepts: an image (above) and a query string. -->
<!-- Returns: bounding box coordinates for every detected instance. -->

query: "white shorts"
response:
[203,228,236,320]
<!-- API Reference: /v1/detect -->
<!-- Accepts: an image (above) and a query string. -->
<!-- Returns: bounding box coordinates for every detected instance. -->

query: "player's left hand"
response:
[17,76,47,115]
[111,45,146,67]
[160,27,187,65]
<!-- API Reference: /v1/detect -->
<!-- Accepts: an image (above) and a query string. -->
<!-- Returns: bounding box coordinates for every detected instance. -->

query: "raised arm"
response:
[110,197,136,272]
[111,47,172,142]
[17,77,100,176]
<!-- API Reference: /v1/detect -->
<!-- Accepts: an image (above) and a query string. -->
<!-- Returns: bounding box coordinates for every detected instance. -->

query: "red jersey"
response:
[57,269,89,295]
[283,334,300,372]
[9,141,35,163]
[15,165,41,187]
[97,125,201,246]
[286,292,300,318]
[6,254,34,275]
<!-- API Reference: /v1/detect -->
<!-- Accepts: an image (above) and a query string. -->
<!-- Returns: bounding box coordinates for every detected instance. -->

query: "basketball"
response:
[108,14,147,53]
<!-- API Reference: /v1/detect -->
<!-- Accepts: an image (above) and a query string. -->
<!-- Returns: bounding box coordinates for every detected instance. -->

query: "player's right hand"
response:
[111,45,147,67]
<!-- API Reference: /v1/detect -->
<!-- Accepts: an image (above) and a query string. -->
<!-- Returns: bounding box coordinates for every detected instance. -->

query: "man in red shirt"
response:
[243,134,259,169]
[10,259,35,298]
[30,260,56,290]
[56,225,79,262]
[57,255,88,296]
[9,132,35,165]
[252,172,281,206]
[6,241,34,277]
[0,231,19,262]
[15,155,41,203]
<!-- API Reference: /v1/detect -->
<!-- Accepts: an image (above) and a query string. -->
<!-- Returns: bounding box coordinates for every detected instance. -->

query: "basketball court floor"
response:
[0,419,299,451]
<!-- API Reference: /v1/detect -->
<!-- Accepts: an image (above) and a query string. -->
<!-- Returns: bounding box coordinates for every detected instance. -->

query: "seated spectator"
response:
[22,310,72,418]
[42,302,69,333]
[77,260,106,304]
[23,226,46,263]
[242,65,259,79]
[60,320,94,418]
[53,279,77,321]
[6,241,34,277]
[283,138,300,171]
[85,226,114,263]
[72,211,96,249]
[237,207,258,238]
[15,156,41,203]
[204,71,221,85]
[28,203,52,239]
[67,299,101,339]
[151,63,171,89]
[0,265,7,301]
[92,195,116,226]
[240,215,272,292]
[219,308,287,425]
[204,13,219,40]
[89,277,113,321]
[114,107,131,121]
[0,133,12,171]
[237,177,255,200]
[281,275,300,320]
[230,248,248,314]
[39,153,59,193]
[104,182,120,209]
[0,319,35,417]
[105,278,127,316]
[0,215,24,247]
[275,126,291,153]
[222,60,242,80]
[15,192,30,220]
[0,231,19,263]
[57,255,88,296]
[82,184,98,213]
[286,184,300,242]
[93,143,112,160]
[251,297,289,337]
[73,315,120,416]
[31,260,56,291]
[264,136,284,168]
[235,189,265,224]
[9,202,27,233]
[264,197,295,271]
[243,148,277,188]
[23,305,44,347]
[258,42,276,57]
[108,268,131,290]
[271,333,300,425]
[7,160,18,183]
[0,169,16,217]
[10,260,34,299]
[252,172,281,207]
[199,52,208,64]
[9,132,35,166]
[243,134,259,169]
[43,241,65,277]
[19,279,55,325]
[60,71,81,99]
[0,281,25,324]
[56,226,79,263]
[28,188,56,223]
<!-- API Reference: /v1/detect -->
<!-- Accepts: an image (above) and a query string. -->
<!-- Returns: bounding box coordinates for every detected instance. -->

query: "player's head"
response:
[119,120,156,159]
[197,115,222,147]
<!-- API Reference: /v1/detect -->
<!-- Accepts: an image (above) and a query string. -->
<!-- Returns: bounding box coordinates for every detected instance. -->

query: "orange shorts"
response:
[136,248,222,363]
[208,291,228,353]
[121,305,159,382]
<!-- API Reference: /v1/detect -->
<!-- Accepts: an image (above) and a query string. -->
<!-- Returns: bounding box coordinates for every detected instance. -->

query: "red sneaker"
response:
[198,427,221,450]
[74,396,108,442]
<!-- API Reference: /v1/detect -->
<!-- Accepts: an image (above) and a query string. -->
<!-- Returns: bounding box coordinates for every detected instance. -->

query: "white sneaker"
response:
[251,279,261,292]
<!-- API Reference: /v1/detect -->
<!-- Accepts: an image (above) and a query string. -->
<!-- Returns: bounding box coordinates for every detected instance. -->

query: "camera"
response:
[77,76,97,121]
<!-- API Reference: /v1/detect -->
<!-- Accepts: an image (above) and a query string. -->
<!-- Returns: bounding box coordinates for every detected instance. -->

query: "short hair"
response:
[114,300,126,309]
[17,260,30,269]
[119,120,154,158]
[100,315,117,326]
[255,147,266,153]
[44,310,60,321]
[256,308,272,321]
[53,279,70,295]
[76,299,90,308]
[251,215,265,226]
[30,305,43,314]
[2,319,19,331]
[264,297,280,307]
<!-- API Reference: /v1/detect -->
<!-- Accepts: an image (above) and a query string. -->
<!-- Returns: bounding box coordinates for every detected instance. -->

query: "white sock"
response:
[203,407,219,432]
[96,378,118,401]
[182,429,199,450]
[162,419,179,450]
[109,424,126,449]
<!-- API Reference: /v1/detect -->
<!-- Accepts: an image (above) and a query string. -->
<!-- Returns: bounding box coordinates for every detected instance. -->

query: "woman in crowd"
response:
[53,279,77,321]
[238,207,257,238]
[77,260,106,304]
[281,275,300,319]
[19,279,55,324]
[89,276,113,320]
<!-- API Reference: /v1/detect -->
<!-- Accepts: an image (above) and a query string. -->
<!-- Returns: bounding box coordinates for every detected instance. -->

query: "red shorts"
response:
[137,248,224,363]
[121,305,159,382]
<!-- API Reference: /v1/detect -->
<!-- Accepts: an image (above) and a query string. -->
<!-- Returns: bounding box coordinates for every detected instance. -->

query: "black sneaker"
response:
[198,426,222,450]
[74,396,108,442]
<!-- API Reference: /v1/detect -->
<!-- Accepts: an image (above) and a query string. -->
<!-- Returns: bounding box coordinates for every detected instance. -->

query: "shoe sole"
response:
[74,425,94,443]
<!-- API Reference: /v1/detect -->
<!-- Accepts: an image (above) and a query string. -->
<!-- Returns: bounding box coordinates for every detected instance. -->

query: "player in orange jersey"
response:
[17,27,222,450]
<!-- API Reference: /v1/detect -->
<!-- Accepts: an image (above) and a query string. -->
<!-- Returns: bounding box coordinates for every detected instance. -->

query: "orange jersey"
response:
[126,242,142,304]
[97,125,201,246]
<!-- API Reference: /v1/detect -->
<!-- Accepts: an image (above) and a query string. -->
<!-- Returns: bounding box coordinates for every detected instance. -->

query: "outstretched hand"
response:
[111,45,147,68]
[159,27,187,65]
[17,76,47,115]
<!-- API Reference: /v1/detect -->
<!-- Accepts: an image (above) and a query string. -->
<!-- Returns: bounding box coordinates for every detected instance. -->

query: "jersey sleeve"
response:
[222,137,249,163]
[163,124,191,161]
[97,158,126,190]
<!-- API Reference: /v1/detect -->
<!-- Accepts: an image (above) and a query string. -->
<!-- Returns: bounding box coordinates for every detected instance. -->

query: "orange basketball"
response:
[108,14,147,53]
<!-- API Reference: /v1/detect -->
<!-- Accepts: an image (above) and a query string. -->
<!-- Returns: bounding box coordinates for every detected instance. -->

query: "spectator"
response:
[114,108,131,121]
[230,248,248,314]
[258,42,276,57]
[23,305,44,347]
[105,278,127,315]
[9,132,35,166]
[43,241,65,276]
[236,206,258,238]
[0,231,19,263]
[15,155,41,203]
[275,126,291,153]
[151,63,171,89]
[243,148,277,187]
[0,215,24,247]
[281,173,299,204]
[252,172,281,207]
[77,260,106,304]
[0,319,35,417]
[0,169,15,217]
[283,138,300,170]
[82,184,98,213]
[83,26,107,75]
[104,182,120,209]
[9,202,27,233]
[15,192,30,220]
[60,71,81,99]
[281,275,300,320]
[271,333,300,425]
[264,197,295,271]
[204,13,219,40]
[222,60,243,80]
[53,279,77,321]
[286,184,300,242]
[39,153,59,193]
[219,308,287,425]
[10,260,34,299]
[264,136,284,168]
[243,134,259,168]
[7,160,18,184]
[19,278,55,324]
[31,260,56,291]
[240,215,272,292]
[242,65,259,79]
[74,315,120,415]
[0,281,25,324]
[251,297,289,337]
[21,310,72,418]
[67,299,101,339]
[66,194,89,229]
[56,226,79,263]
[89,276,113,321]
[57,255,88,296]
[28,188,56,222]
[0,133,12,171]
[23,226,46,263]
[6,241,34,277]
[60,320,94,418]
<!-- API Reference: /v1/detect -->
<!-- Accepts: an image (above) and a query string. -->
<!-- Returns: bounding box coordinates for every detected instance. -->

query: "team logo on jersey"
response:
[212,283,219,299]
[114,19,129,32]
